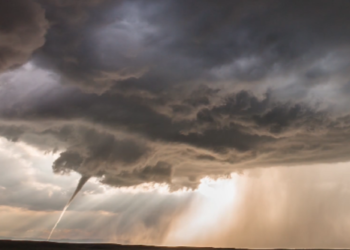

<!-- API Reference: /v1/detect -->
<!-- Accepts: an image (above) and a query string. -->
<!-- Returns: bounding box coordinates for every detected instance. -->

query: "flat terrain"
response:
[0,240,242,250]
[0,240,345,250]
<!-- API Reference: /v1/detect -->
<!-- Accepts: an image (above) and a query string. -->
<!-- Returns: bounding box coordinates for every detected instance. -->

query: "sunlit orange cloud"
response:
[164,163,350,248]
[0,205,118,242]
[0,206,56,240]
[3,136,350,248]
[165,176,239,246]
[4,162,350,248]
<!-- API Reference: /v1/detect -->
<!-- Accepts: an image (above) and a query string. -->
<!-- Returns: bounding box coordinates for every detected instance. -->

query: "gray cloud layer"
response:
[0,0,48,72]
[1,0,350,189]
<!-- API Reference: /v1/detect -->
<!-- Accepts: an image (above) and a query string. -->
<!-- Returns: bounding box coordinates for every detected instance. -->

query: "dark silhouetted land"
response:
[0,240,241,250]
[0,240,345,250]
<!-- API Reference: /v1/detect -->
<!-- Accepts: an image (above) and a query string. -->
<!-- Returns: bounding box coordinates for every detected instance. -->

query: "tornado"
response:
[47,175,90,240]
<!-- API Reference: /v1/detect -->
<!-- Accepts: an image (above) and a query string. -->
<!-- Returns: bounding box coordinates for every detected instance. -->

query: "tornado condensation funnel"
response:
[47,175,90,240]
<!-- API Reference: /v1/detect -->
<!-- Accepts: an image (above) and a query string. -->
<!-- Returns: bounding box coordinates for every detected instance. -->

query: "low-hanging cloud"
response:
[2,0,350,190]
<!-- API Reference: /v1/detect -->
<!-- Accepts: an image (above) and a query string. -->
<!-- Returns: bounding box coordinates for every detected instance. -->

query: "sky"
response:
[2,0,350,248]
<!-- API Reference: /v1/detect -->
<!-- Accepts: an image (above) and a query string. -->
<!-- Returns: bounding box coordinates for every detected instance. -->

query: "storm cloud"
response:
[0,0,48,72]
[3,1,350,247]
[2,0,350,190]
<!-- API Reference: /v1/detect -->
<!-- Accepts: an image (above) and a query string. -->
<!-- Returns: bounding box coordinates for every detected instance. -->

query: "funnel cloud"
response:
[47,175,90,240]
[1,0,350,248]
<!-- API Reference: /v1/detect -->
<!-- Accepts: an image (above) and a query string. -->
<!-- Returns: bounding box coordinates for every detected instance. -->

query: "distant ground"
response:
[0,240,346,250]
[0,240,243,250]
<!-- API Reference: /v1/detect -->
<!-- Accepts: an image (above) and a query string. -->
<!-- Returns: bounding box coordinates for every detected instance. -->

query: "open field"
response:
[0,240,239,250]
[0,240,342,250]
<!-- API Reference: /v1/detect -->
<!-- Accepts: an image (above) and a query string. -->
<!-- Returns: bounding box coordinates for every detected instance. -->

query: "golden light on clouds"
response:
[3,1,350,248]
[165,176,239,246]
[2,138,350,248]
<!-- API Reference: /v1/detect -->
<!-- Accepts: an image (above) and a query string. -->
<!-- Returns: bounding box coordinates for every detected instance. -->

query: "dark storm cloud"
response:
[34,0,140,93]
[0,87,273,153]
[30,0,350,93]
[1,84,350,189]
[193,91,327,136]
[101,161,173,188]
[2,0,350,189]
[0,0,48,72]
